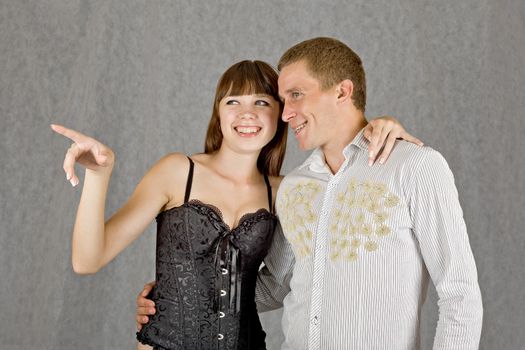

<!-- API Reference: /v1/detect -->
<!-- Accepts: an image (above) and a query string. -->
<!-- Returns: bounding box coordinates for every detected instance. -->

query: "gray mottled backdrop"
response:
[1,0,524,349]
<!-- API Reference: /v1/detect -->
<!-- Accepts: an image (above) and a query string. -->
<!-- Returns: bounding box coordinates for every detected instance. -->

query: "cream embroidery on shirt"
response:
[278,178,400,261]
[277,180,321,257]
[330,178,400,261]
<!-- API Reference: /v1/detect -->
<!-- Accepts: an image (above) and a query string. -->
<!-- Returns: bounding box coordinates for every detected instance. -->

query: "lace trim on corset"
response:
[136,331,169,349]
[185,199,276,232]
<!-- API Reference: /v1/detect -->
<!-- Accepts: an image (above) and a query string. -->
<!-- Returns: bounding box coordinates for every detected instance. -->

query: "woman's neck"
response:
[207,147,263,184]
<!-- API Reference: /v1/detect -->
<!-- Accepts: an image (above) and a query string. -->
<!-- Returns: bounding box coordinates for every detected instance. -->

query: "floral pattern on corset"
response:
[136,201,276,350]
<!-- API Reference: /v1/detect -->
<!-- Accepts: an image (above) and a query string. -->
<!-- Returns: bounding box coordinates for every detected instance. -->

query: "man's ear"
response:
[336,79,354,104]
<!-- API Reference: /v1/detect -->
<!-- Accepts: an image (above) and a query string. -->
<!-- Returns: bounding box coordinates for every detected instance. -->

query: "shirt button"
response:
[221,268,228,275]
[312,316,319,325]
[220,290,227,296]
[219,311,225,318]
[218,334,224,340]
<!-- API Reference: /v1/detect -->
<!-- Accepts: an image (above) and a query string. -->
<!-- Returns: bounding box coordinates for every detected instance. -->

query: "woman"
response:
[52,60,419,350]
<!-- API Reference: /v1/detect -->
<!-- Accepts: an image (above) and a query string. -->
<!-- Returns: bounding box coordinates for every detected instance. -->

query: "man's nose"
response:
[281,103,296,122]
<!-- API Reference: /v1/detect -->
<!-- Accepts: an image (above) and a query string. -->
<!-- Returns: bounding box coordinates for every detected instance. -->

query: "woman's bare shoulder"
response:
[153,152,190,173]
[146,152,192,189]
[145,152,192,209]
[187,152,209,165]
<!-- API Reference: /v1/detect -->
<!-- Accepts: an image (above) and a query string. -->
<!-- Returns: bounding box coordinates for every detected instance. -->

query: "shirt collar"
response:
[298,127,369,173]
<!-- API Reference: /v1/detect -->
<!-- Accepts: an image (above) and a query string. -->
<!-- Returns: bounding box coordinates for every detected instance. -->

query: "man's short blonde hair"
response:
[278,37,366,111]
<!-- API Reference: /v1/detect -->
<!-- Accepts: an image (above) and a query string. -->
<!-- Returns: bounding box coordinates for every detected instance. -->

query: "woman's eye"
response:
[225,100,239,105]
[255,100,270,106]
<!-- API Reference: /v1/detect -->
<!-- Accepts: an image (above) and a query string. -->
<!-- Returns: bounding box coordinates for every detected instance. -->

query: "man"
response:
[138,38,483,349]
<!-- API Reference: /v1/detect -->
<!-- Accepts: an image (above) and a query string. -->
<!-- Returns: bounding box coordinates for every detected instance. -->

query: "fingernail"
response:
[368,158,373,166]
[369,151,374,158]
[379,158,385,164]
[150,308,155,314]
[70,179,77,187]
[66,172,71,181]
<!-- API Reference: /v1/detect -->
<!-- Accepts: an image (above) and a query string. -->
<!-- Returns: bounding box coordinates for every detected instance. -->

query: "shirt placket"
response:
[308,173,339,350]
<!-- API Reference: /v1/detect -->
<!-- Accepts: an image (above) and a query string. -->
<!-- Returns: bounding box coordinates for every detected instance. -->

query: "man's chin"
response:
[298,142,315,151]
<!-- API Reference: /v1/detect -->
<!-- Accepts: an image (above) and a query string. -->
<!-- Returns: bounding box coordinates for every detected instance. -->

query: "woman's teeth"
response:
[235,126,261,134]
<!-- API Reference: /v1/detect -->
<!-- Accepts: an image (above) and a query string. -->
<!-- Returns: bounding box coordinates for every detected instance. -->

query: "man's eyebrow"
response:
[285,87,303,94]
[278,87,302,102]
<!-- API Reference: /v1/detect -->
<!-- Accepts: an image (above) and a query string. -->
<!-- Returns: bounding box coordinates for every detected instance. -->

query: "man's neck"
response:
[321,111,367,174]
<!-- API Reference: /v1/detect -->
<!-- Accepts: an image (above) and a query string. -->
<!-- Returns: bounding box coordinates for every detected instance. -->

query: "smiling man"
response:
[254,37,483,349]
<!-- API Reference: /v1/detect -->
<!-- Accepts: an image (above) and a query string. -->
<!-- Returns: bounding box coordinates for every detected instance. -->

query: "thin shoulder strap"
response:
[184,157,195,203]
[263,174,273,213]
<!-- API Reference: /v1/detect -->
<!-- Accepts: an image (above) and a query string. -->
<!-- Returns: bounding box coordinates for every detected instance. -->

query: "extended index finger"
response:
[50,124,86,143]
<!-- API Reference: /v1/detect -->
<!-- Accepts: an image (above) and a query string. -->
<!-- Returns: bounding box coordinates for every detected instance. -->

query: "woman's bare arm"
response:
[51,124,187,274]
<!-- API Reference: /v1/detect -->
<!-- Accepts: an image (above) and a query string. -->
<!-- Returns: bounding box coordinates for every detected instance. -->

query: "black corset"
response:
[137,157,275,350]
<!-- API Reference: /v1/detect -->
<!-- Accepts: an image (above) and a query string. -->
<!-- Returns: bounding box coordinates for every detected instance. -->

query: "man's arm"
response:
[408,149,483,349]
[256,222,295,312]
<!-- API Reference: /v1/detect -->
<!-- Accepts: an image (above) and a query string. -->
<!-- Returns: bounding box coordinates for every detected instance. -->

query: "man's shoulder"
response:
[386,141,456,192]
[281,160,314,182]
[387,141,448,171]
[276,162,318,201]
[280,167,303,189]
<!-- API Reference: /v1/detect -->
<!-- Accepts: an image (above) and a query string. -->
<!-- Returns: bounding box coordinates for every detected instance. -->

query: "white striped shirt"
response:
[256,129,483,350]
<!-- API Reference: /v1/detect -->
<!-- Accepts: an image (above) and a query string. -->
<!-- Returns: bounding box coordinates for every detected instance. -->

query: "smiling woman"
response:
[52,60,288,350]
[205,60,287,177]
[219,94,278,150]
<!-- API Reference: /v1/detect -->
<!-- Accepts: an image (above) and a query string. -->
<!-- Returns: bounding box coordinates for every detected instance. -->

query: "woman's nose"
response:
[239,109,257,119]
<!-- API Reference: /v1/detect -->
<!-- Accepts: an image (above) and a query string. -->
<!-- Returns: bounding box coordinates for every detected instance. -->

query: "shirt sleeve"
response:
[407,148,483,349]
[255,221,295,312]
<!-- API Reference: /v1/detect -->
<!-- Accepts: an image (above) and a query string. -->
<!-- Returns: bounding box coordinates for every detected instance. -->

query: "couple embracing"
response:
[53,37,482,350]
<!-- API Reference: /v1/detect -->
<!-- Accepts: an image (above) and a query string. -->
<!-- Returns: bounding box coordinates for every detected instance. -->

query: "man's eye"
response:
[255,100,270,106]
[291,92,301,99]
